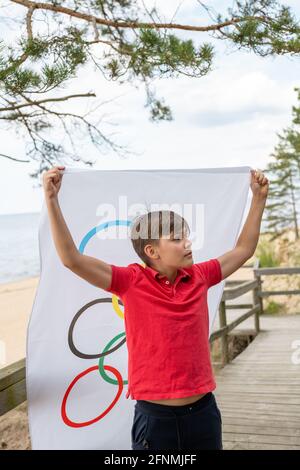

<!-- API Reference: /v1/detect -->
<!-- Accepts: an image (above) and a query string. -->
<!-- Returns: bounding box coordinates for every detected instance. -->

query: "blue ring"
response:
[79,219,132,253]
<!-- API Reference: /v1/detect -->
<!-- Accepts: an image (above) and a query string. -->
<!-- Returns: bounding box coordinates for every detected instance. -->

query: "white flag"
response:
[27,167,250,449]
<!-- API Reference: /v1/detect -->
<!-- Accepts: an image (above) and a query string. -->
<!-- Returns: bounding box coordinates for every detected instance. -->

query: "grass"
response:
[264,300,282,315]
[256,239,280,268]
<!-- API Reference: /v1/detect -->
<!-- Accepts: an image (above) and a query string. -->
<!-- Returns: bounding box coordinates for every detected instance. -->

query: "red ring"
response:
[61,365,123,428]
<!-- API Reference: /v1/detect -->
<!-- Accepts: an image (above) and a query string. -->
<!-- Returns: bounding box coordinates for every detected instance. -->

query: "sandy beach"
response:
[0,276,39,368]
[0,276,39,450]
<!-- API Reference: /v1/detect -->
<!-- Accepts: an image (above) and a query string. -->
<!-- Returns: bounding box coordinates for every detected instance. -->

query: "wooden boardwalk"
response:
[214,314,300,450]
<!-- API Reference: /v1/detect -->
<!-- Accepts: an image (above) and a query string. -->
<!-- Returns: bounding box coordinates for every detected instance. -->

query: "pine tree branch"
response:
[0,92,96,112]
[0,152,30,162]
[10,0,271,34]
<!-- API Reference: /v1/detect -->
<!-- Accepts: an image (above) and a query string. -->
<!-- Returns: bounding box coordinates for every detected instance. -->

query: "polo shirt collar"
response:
[144,264,191,282]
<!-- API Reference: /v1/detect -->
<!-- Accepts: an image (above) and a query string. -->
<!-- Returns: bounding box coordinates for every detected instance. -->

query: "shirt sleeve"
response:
[104,264,136,297]
[194,258,222,288]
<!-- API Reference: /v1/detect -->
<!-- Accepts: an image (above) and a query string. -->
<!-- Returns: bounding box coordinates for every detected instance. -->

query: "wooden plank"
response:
[0,358,27,416]
[222,432,300,446]
[255,267,300,275]
[217,360,299,365]
[215,385,300,393]
[219,364,299,370]
[216,373,300,379]
[260,290,300,297]
[216,379,300,385]
[228,329,256,336]
[222,280,258,300]
[223,358,297,363]
[217,369,300,374]
[226,306,260,333]
[0,379,26,416]
[224,363,298,367]
[218,398,300,406]
[228,351,296,355]
[216,393,300,401]
[221,415,300,426]
[221,416,300,428]
[226,304,253,309]
[219,365,298,370]
[218,404,300,414]
[219,300,229,366]
[0,358,25,391]
[237,361,299,365]
[223,441,300,450]
[216,376,300,381]
[224,280,246,285]
[241,346,298,350]
[223,424,300,437]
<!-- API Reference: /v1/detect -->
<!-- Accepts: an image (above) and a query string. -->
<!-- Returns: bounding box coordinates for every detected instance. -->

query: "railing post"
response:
[253,259,263,333]
[219,300,229,366]
[256,273,263,314]
[252,280,260,333]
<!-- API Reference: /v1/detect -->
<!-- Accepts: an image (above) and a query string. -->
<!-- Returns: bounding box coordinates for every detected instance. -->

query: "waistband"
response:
[135,392,214,418]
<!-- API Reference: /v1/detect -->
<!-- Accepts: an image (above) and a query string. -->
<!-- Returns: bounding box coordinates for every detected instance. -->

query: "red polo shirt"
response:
[104,258,222,400]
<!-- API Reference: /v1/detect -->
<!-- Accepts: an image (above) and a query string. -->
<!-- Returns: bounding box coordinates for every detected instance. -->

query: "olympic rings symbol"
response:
[61,220,132,428]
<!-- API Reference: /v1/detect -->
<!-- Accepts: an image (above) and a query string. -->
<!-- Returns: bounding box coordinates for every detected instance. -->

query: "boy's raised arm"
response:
[217,169,269,280]
[43,166,112,290]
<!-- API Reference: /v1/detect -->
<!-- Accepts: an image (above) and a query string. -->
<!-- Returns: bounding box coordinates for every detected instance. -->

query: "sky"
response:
[0,0,300,215]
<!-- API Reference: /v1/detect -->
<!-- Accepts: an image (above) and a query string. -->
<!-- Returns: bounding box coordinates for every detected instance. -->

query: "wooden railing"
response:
[1,260,300,416]
[0,358,26,416]
[210,261,300,367]
[254,266,300,300]
[209,258,261,366]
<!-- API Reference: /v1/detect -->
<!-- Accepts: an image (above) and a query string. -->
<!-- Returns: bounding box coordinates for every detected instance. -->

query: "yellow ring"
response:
[112,295,124,319]
[112,263,146,319]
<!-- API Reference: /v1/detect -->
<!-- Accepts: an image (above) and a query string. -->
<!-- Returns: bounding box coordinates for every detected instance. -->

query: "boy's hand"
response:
[43,166,65,200]
[250,169,269,199]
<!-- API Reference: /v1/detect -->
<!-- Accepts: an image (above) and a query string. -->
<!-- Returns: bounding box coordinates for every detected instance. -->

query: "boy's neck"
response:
[148,264,178,284]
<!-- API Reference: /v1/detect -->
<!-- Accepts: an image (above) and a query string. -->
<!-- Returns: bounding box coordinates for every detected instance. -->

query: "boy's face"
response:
[147,232,193,268]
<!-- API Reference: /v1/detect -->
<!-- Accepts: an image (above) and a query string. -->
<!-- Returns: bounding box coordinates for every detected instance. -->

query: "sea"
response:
[0,212,41,285]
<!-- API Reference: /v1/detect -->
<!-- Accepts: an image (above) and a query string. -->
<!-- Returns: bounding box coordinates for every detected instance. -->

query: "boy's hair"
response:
[130,210,190,266]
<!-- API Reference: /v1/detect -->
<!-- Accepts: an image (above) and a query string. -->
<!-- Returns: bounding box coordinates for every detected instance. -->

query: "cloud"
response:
[188,106,283,128]
[153,70,298,128]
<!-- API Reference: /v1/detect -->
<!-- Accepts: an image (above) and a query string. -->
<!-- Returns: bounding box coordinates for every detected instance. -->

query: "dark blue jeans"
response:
[131,392,222,450]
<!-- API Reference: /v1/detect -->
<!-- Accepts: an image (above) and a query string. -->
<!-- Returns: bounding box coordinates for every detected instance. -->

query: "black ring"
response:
[68,297,126,359]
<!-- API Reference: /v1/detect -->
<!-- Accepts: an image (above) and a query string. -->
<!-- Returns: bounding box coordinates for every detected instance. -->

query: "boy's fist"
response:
[250,169,269,199]
[43,166,65,200]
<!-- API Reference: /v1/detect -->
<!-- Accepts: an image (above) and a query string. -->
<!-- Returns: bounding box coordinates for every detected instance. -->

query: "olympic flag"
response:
[27,167,251,449]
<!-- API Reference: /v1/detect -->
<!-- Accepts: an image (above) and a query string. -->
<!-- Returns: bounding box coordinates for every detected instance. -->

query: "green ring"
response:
[98,332,128,385]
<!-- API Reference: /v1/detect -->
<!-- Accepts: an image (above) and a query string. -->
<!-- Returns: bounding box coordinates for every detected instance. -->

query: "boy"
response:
[43,167,269,450]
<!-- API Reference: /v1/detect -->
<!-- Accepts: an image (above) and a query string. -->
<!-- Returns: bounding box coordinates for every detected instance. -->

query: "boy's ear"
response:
[144,243,159,260]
